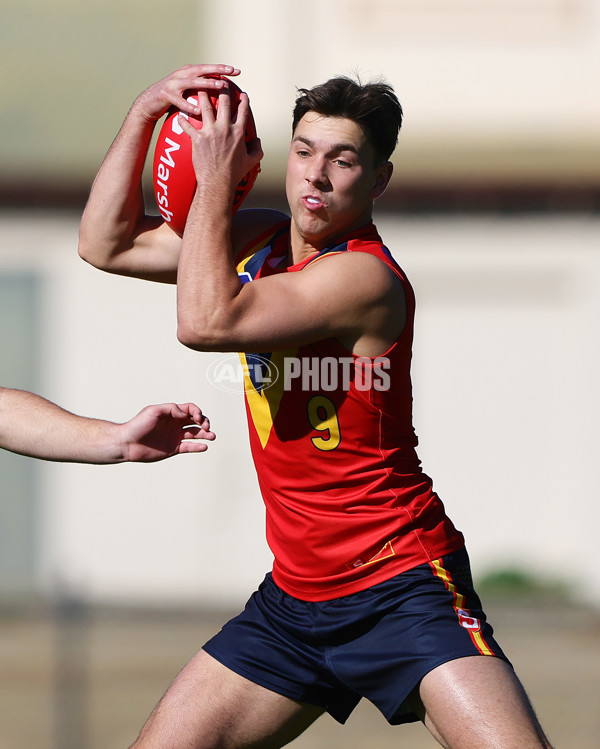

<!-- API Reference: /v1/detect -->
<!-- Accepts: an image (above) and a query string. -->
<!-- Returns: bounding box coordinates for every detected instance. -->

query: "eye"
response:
[334,159,352,168]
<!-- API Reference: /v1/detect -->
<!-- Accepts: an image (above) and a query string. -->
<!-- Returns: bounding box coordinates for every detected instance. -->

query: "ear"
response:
[371,161,393,200]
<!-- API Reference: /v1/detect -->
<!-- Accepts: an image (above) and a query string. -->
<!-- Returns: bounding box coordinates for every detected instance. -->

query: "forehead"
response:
[292,112,370,154]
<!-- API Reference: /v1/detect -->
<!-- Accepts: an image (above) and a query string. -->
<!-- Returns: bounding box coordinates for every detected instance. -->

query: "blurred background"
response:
[1,1,599,747]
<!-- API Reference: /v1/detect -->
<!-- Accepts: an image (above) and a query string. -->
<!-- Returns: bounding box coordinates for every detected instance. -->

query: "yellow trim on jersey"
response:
[240,349,297,449]
[364,540,396,566]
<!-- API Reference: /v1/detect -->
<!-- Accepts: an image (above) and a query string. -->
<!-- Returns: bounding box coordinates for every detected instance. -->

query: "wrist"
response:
[191,178,237,220]
[128,94,165,129]
[100,422,129,463]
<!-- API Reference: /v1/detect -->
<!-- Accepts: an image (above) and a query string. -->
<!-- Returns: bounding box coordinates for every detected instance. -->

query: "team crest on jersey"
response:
[239,349,296,449]
[243,352,279,393]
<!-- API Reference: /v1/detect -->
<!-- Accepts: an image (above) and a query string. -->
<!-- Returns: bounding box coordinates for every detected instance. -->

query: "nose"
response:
[305,157,330,188]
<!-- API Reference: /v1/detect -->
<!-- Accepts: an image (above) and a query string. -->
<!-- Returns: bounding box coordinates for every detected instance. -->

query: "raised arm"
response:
[78,64,241,283]
[0,387,215,463]
[175,88,403,356]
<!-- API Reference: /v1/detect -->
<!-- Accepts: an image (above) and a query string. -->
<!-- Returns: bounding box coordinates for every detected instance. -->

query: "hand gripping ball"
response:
[153,77,260,236]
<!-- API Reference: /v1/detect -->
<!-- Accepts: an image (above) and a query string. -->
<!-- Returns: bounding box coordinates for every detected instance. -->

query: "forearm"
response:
[176,180,242,350]
[0,387,125,463]
[78,103,156,270]
[78,65,242,275]
[175,88,265,351]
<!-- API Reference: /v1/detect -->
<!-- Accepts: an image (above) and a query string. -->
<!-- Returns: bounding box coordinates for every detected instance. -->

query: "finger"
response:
[167,403,189,419]
[178,441,210,454]
[176,94,202,116]
[175,63,240,79]
[177,113,199,137]
[182,443,210,454]
[215,83,231,123]
[197,91,216,125]
[180,423,216,440]
[198,413,213,433]
[180,420,216,440]
[175,402,203,422]
[194,426,216,440]
[234,91,250,126]
[167,77,228,116]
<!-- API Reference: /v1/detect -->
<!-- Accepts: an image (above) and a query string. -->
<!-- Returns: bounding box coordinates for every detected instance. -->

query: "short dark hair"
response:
[292,76,403,165]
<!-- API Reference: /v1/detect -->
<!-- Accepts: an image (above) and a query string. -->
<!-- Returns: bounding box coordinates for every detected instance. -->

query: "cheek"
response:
[285,165,296,200]
[337,176,371,205]
[285,159,302,192]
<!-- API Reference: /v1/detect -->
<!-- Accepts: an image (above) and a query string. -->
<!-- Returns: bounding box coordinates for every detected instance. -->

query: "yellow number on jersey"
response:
[308,395,341,451]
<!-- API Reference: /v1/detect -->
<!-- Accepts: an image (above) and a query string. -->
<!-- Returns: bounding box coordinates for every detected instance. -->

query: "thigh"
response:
[415,655,553,749]
[129,649,325,749]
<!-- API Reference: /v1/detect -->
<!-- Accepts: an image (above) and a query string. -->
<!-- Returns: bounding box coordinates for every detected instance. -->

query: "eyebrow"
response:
[292,135,360,156]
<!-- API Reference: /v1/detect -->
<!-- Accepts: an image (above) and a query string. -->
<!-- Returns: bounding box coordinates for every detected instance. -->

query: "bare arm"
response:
[78,64,241,283]
[0,387,215,463]
[178,239,405,354]
[175,89,404,356]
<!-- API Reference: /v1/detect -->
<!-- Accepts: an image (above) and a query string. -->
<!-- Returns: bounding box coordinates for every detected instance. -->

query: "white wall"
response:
[199,0,600,182]
[378,214,600,604]
[2,0,599,607]
[1,212,598,606]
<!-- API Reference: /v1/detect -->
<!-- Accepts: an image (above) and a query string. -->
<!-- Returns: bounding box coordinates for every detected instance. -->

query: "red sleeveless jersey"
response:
[236,220,464,601]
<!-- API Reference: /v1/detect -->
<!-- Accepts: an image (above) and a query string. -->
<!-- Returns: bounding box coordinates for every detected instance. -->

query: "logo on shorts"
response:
[457,608,481,631]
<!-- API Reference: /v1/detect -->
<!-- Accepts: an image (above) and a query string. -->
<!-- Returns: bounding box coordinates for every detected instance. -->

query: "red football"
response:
[152,77,260,236]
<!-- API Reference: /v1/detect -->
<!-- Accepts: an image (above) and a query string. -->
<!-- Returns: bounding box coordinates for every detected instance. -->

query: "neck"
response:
[287,215,374,266]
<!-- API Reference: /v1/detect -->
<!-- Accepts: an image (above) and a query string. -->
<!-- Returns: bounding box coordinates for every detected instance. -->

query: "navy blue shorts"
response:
[203,547,509,725]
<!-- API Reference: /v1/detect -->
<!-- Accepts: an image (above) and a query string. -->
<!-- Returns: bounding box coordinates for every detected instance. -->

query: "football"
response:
[153,77,260,236]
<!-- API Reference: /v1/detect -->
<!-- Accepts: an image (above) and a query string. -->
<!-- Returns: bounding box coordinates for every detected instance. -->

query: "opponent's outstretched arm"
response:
[78,64,240,283]
[0,386,215,463]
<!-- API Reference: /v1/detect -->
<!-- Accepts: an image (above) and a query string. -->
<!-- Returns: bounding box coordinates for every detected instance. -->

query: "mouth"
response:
[302,195,327,211]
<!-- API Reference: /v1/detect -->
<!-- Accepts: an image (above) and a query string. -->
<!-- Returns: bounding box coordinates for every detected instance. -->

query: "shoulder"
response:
[231,208,290,256]
[306,246,403,302]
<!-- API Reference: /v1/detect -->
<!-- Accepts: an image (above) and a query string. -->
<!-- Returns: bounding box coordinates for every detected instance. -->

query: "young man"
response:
[79,64,552,748]
[0,386,214,462]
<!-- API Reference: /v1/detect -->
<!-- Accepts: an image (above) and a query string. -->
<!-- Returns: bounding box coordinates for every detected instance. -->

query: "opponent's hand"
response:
[119,402,216,462]
[132,64,241,123]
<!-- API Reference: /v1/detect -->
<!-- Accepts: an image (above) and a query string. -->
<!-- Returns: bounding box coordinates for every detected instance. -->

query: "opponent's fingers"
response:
[172,402,204,423]
[173,404,215,436]
[177,440,210,454]
[181,427,216,442]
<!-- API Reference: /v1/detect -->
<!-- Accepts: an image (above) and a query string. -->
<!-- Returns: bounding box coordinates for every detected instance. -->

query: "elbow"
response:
[176,315,211,351]
[177,312,235,353]
[77,239,95,267]
[77,228,118,272]
[78,244,113,273]
[177,321,204,351]
[177,325,220,352]
[77,233,104,270]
